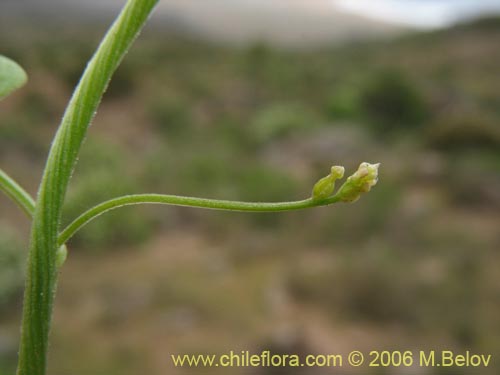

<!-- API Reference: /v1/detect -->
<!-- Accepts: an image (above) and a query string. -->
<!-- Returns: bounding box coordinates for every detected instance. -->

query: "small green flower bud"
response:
[56,245,68,268]
[312,166,345,201]
[337,162,380,202]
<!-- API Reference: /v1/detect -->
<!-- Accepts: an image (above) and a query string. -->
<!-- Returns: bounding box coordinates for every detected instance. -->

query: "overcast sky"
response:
[5,0,500,29]
[333,0,500,28]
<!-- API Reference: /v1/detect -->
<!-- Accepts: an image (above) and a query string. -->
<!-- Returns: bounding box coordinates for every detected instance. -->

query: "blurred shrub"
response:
[173,153,299,201]
[426,112,500,150]
[361,70,428,132]
[21,89,58,123]
[0,227,25,310]
[0,116,39,155]
[105,64,136,100]
[325,86,360,120]
[148,96,192,139]
[37,37,135,97]
[210,119,257,153]
[242,43,273,77]
[250,104,316,144]
[236,165,298,202]
[151,151,300,228]
[0,104,53,157]
[286,247,420,324]
[313,180,401,245]
[442,151,500,208]
[242,44,304,93]
[36,39,93,88]
[67,207,153,250]
[337,257,419,324]
[455,16,500,32]
[63,141,154,249]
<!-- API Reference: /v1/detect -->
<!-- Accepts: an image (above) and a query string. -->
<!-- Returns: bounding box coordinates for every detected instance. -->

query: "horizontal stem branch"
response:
[0,168,35,217]
[58,193,341,246]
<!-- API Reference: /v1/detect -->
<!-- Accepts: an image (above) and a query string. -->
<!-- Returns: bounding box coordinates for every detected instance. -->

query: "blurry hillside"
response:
[1,0,406,47]
[1,14,500,375]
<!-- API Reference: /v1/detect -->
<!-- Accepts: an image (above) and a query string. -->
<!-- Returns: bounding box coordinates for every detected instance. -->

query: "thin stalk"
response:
[58,194,341,245]
[0,168,35,217]
[16,1,159,374]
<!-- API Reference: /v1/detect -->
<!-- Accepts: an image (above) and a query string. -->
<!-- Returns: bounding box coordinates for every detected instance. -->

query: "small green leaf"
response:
[0,55,28,100]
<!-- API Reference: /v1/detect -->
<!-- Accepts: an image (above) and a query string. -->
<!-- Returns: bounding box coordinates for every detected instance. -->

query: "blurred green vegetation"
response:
[360,70,429,133]
[0,226,25,310]
[1,16,500,375]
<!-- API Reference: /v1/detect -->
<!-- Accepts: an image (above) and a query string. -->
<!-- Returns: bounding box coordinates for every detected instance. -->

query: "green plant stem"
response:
[58,194,341,246]
[0,168,35,217]
[16,1,158,374]
[0,167,68,267]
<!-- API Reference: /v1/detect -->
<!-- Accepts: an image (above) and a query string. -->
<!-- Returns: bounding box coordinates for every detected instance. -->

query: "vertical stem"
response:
[16,1,158,374]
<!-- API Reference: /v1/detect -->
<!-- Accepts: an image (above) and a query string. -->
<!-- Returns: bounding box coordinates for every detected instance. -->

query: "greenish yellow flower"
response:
[312,166,345,201]
[337,162,380,202]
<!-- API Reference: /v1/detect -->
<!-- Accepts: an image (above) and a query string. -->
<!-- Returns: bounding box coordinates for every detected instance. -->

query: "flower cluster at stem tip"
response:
[312,162,380,203]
